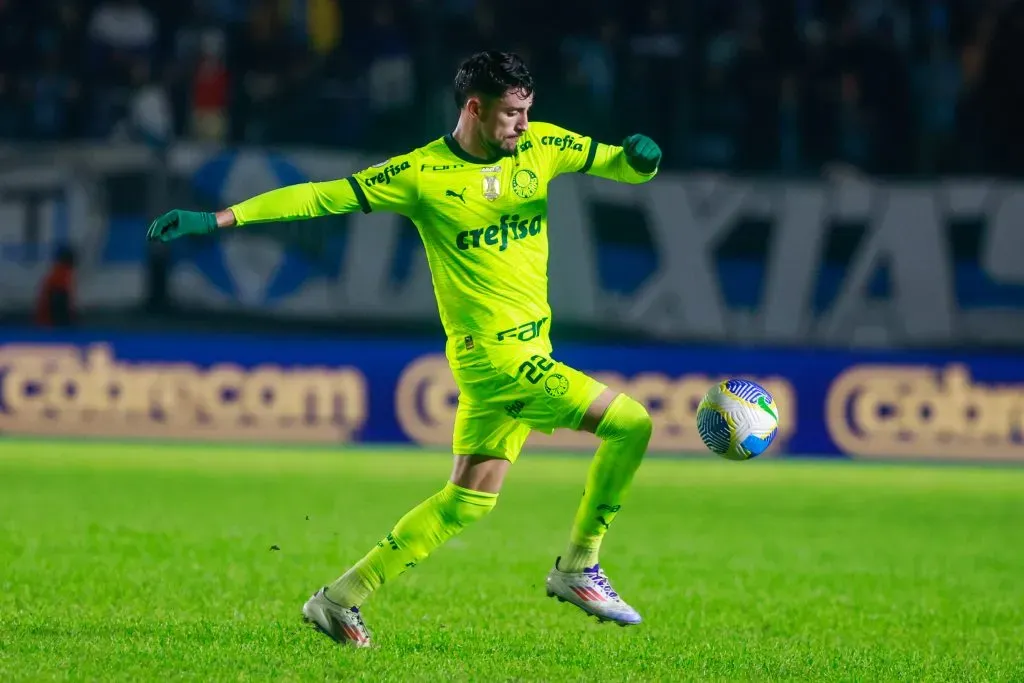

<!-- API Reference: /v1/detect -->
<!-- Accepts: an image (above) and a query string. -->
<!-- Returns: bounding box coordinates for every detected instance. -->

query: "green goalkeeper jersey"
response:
[229,122,657,351]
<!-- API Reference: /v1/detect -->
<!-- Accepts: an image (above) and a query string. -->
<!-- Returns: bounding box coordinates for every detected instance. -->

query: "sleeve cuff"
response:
[227,206,245,226]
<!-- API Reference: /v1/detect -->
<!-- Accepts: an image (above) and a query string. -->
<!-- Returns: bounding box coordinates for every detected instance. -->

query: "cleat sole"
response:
[546,589,639,627]
[304,615,372,647]
[546,591,568,603]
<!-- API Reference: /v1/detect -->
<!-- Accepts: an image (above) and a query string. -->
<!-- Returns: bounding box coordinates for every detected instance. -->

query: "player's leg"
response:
[303,463,500,647]
[561,387,651,572]
[543,386,651,624]
[303,400,528,646]
[321,458,503,601]
[497,352,652,625]
[303,455,507,647]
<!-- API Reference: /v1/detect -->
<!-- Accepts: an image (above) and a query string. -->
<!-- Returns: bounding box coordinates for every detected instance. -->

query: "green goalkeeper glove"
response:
[146,209,218,243]
[622,134,662,174]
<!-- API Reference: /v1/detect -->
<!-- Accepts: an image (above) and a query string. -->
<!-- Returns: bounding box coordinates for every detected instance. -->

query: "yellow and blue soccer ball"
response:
[696,379,779,461]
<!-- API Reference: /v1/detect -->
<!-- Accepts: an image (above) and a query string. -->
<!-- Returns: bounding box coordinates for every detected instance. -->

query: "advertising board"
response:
[1,330,1021,462]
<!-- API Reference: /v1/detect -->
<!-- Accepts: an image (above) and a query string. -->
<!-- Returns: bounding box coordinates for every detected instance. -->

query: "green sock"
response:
[562,394,652,572]
[325,482,498,607]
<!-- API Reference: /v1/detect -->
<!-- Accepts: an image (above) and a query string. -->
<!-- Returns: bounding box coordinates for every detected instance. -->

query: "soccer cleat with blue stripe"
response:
[545,557,642,626]
[302,587,373,647]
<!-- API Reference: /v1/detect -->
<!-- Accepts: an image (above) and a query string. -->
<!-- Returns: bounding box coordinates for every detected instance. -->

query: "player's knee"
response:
[443,481,498,528]
[621,396,654,445]
[391,483,497,559]
[598,394,653,447]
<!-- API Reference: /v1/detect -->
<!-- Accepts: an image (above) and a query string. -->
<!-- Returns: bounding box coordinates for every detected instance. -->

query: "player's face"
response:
[478,90,532,157]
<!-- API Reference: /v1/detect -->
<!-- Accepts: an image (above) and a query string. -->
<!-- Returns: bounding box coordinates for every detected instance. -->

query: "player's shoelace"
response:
[585,565,620,600]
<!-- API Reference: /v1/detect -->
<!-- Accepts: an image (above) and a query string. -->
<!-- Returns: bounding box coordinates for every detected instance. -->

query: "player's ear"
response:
[465,96,483,119]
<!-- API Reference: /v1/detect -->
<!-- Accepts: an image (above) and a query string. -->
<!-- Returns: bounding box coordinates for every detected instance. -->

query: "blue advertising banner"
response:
[1,329,1022,462]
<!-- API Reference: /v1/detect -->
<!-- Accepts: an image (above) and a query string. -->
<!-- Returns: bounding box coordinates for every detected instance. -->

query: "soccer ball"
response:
[696,379,779,461]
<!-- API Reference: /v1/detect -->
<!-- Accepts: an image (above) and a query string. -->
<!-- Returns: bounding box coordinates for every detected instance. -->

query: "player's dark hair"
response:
[453,51,534,109]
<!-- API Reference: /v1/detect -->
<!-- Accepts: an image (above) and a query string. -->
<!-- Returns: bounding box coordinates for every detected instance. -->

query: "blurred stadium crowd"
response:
[2,0,1024,176]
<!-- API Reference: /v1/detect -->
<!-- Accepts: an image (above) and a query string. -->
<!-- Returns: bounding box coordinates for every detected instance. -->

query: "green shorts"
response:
[446,337,607,463]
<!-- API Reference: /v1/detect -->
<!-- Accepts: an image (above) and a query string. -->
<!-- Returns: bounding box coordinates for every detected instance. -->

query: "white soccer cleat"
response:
[302,587,373,647]
[545,557,642,626]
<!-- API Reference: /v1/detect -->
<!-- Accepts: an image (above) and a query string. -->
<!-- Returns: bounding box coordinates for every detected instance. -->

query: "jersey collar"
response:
[443,133,503,165]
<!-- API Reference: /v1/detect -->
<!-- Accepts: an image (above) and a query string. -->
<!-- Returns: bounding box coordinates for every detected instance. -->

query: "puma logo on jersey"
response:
[446,188,466,203]
[456,214,543,252]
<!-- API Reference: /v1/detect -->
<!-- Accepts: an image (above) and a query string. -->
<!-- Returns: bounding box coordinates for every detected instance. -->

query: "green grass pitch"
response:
[1,440,1022,681]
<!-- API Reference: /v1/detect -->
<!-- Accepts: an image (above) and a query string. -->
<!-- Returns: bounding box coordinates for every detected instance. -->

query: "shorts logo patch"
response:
[505,400,526,418]
[544,373,569,397]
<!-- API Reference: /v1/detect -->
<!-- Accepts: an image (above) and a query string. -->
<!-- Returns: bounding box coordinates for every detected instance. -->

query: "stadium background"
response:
[2,2,1023,680]
[2,0,1022,461]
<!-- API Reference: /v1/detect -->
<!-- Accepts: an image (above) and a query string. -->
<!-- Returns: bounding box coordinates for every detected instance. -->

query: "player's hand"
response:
[146,209,217,243]
[622,134,662,174]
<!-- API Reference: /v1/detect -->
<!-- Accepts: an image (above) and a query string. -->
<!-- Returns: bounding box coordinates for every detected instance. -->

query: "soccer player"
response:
[147,51,662,647]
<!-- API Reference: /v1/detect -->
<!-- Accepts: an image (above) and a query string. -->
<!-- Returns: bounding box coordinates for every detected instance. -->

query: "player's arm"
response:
[229,157,419,226]
[538,122,661,184]
[145,155,420,241]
